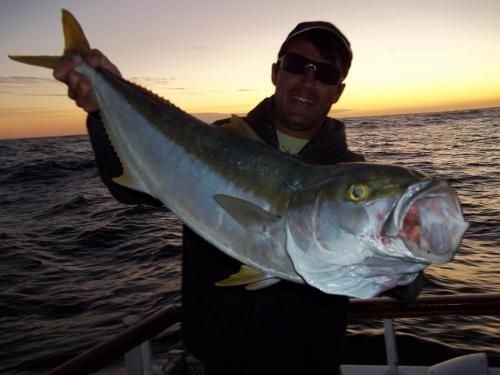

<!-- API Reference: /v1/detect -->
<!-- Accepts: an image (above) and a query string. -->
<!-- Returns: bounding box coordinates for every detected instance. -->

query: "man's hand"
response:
[383,272,425,304]
[53,49,121,113]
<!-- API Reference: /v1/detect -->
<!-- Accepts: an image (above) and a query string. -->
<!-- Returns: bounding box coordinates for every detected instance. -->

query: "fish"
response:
[9,9,469,298]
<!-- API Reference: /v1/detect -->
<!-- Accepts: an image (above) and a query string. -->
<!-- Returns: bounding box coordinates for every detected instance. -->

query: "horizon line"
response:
[1,105,499,141]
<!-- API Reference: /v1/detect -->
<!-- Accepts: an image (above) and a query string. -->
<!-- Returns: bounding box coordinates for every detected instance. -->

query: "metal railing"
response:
[47,304,182,375]
[348,292,500,319]
[46,293,500,375]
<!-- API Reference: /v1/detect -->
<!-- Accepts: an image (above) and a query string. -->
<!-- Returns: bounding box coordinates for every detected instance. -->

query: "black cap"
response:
[279,21,352,74]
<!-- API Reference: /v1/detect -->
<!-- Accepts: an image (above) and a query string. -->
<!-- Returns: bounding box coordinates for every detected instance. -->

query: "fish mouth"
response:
[383,180,469,264]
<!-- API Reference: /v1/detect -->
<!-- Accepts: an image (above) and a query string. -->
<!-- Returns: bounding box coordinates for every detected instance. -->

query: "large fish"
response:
[10,10,468,298]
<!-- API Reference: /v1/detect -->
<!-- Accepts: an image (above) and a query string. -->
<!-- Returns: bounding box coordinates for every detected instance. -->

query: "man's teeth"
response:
[291,95,314,104]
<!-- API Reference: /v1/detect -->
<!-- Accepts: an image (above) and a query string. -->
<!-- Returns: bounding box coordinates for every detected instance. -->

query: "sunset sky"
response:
[1,0,499,139]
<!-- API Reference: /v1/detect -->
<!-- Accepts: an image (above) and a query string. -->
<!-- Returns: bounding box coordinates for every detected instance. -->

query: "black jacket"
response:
[87,96,364,375]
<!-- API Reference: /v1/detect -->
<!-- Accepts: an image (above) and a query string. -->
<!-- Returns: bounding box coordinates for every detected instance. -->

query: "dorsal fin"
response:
[220,115,265,143]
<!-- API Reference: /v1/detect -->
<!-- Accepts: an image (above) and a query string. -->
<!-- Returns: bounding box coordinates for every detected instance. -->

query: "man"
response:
[54,22,391,375]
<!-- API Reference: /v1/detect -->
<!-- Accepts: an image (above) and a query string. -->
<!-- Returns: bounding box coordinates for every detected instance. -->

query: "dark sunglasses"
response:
[278,52,342,86]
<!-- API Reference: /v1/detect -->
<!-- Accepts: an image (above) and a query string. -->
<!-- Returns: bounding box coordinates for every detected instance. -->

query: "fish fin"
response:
[8,9,90,69]
[245,278,281,290]
[111,172,147,193]
[61,9,91,57]
[213,194,280,232]
[220,115,265,143]
[7,55,62,69]
[215,265,278,290]
[103,132,148,195]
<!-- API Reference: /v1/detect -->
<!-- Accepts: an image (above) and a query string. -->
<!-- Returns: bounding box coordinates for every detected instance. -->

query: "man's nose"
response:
[300,67,317,86]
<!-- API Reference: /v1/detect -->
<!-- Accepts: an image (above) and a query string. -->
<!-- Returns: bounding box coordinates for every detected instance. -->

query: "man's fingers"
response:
[75,75,98,112]
[53,56,78,82]
[87,49,121,77]
[76,78,93,102]
[76,96,99,113]
[87,49,103,68]
[53,49,118,113]
[63,69,98,112]
[67,70,83,90]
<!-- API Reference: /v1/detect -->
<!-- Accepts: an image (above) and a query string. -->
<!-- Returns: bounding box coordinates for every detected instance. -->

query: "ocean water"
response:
[0,107,499,374]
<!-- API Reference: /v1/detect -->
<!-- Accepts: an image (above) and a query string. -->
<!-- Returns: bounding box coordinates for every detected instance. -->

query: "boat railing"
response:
[45,293,500,375]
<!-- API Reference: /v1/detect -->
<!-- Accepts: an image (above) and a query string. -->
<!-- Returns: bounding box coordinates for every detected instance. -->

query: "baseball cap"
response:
[278,21,352,75]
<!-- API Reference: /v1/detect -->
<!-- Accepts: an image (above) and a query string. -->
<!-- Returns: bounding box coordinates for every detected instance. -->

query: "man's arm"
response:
[383,273,425,303]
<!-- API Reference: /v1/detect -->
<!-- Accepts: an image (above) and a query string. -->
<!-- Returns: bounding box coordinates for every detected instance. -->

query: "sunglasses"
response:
[278,53,342,86]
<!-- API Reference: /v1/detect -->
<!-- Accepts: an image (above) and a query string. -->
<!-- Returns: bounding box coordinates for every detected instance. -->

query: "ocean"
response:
[1,107,499,374]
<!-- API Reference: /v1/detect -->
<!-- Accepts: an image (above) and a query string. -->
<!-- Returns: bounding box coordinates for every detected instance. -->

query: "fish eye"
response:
[347,183,369,202]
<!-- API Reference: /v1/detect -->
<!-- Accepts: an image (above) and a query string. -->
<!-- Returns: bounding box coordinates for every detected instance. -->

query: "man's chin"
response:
[282,113,318,131]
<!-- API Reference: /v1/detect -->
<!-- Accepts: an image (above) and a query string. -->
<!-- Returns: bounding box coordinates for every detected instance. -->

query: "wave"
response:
[0,158,96,184]
[1,108,499,374]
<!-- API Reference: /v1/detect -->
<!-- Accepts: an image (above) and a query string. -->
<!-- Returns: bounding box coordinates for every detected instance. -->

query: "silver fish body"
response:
[74,62,468,298]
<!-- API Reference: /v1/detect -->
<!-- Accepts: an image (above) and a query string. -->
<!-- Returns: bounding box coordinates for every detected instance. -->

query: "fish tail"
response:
[8,9,90,69]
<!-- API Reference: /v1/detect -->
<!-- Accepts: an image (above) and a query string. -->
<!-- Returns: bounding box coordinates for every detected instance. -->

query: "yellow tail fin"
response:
[8,9,91,69]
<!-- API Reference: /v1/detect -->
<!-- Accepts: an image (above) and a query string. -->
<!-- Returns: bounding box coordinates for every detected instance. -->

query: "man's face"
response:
[272,38,345,136]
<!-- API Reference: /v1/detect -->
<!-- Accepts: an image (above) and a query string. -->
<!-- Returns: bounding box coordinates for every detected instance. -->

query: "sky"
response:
[1,0,499,139]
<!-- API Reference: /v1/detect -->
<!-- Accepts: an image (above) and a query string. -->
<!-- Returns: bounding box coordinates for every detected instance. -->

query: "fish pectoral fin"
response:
[213,194,280,233]
[8,9,90,69]
[245,278,281,290]
[215,265,279,290]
